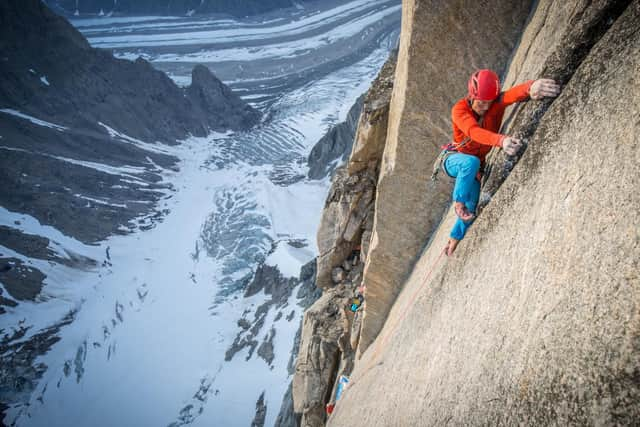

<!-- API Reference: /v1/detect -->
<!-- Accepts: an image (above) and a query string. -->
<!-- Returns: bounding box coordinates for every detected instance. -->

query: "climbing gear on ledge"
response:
[350,293,364,312]
[326,375,350,416]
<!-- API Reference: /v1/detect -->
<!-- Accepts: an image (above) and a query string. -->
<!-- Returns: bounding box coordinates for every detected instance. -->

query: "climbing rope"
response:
[339,249,447,395]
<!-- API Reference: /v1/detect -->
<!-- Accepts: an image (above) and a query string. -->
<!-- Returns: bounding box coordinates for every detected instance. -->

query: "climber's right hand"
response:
[501,136,522,156]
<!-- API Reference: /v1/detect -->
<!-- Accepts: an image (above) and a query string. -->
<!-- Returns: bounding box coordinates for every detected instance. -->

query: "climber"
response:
[441,69,561,256]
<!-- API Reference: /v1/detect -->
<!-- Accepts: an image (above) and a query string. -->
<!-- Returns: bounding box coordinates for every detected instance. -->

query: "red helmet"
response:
[467,69,500,101]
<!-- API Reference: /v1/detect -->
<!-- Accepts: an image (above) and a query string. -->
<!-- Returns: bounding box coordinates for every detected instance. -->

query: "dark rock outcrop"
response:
[251,391,267,427]
[0,258,46,301]
[274,259,321,427]
[257,328,276,366]
[226,248,320,366]
[0,311,76,418]
[307,95,364,180]
[274,382,302,427]
[186,65,262,132]
[243,263,298,301]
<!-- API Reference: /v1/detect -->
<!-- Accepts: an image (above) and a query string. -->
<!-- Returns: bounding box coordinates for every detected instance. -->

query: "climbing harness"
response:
[431,113,485,182]
[430,145,457,182]
[431,137,473,182]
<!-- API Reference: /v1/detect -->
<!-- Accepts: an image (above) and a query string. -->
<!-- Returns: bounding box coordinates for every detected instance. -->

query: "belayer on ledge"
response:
[433,69,561,256]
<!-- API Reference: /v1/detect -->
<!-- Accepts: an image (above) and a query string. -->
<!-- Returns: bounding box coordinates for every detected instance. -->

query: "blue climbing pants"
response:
[444,153,481,241]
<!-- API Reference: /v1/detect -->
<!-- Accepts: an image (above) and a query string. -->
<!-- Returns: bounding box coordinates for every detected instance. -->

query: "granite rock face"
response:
[328,1,640,425]
[347,52,396,176]
[358,0,533,355]
[316,168,376,290]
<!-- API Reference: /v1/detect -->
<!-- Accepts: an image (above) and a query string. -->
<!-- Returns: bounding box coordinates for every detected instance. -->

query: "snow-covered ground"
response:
[1,1,400,426]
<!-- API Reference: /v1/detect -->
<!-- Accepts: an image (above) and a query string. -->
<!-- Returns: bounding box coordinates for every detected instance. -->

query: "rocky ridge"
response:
[291,52,396,426]
[295,0,639,425]
[216,239,323,427]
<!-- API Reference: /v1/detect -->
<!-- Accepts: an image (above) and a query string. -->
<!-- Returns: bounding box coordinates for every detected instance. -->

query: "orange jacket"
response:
[451,80,534,164]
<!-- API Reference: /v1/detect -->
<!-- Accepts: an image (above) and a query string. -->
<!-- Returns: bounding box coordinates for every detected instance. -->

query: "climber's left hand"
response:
[529,78,561,100]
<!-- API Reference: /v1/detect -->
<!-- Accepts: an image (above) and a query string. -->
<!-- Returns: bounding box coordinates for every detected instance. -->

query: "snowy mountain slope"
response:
[0,0,261,267]
[0,1,400,425]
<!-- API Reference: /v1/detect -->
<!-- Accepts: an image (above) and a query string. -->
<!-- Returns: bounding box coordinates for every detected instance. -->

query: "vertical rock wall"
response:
[358,0,533,354]
[315,54,397,290]
[328,1,640,425]
[292,54,397,426]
